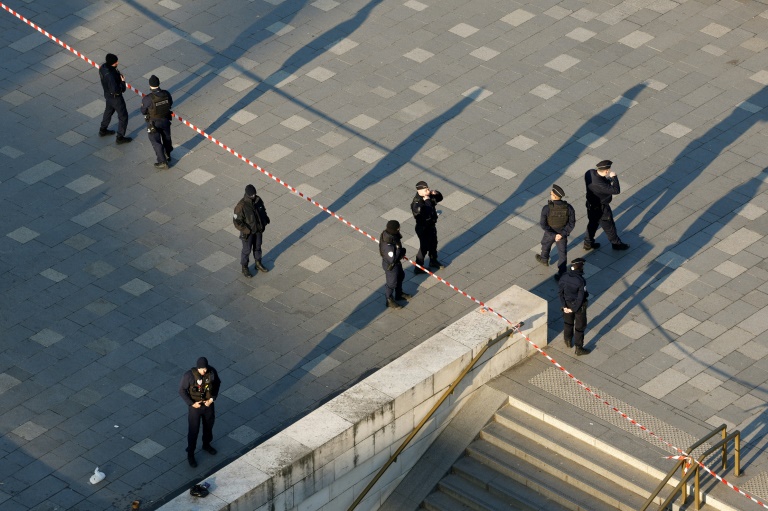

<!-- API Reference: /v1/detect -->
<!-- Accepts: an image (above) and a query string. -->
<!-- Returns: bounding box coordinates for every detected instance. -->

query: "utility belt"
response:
[109,93,122,97]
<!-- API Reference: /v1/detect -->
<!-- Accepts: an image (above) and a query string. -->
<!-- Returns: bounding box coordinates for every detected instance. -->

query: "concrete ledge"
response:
[158,285,546,511]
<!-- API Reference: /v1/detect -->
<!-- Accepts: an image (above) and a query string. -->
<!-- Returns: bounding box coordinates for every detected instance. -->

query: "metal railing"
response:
[346,322,523,511]
[640,424,741,510]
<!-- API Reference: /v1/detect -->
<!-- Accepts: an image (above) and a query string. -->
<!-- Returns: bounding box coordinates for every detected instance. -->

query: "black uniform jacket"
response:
[411,191,443,226]
[178,366,221,406]
[558,269,588,311]
[140,90,174,119]
[539,200,576,236]
[99,64,125,97]
[233,194,270,234]
[585,168,620,208]
[379,230,406,268]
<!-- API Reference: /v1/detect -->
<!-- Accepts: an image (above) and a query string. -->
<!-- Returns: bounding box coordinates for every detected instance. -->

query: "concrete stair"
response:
[421,401,722,511]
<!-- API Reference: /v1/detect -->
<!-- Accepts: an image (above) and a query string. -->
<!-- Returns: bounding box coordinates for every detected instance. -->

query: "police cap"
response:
[552,184,565,198]
[415,181,429,190]
[596,160,612,170]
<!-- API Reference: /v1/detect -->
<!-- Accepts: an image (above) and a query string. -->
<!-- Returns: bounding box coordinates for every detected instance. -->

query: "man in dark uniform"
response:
[178,357,221,467]
[379,220,411,309]
[411,180,444,274]
[535,184,576,281]
[98,53,132,144]
[140,75,173,169]
[584,160,629,250]
[558,258,591,355]
[233,184,270,277]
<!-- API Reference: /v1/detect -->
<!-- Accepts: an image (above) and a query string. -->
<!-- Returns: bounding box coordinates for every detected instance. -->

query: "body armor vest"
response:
[547,201,569,229]
[148,90,171,119]
[188,369,213,402]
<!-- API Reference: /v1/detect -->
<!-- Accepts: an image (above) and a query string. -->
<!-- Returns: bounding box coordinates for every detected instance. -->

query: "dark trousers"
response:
[585,204,620,244]
[241,232,262,266]
[100,95,128,137]
[415,224,438,265]
[382,261,404,299]
[187,403,215,453]
[563,301,587,348]
[148,119,172,163]
[540,231,568,276]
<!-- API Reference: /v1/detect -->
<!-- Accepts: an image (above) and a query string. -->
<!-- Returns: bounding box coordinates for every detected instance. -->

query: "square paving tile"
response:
[197,315,230,333]
[619,31,654,49]
[7,227,40,244]
[491,166,516,179]
[354,147,385,163]
[501,9,535,26]
[470,47,499,61]
[660,123,691,138]
[17,160,63,184]
[281,115,312,131]
[0,145,23,158]
[12,422,48,441]
[121,279,153,296]
[222,384,255,403]
[198,251,236,272]
[131,439,165,459]
[449,23,478,38]
[348,114,379,130]
[229,425,259,445]
[230,111,258,125]
[507,135,537,151]
[380,207,412,223]
[121,383,148,398]
[700,23,731,38]
[545,54,580,72]
[326,38,358,55]
[184,168,215,186]
[0,374,21,395]
[440,191,475,211]
[306,67,335,82]
[135,321,184,348]
[299,255,331,273]
[410,80,440,95]
[423,145,453,161]
[256,144,293,163]
[302,354,340,377]
[530,84,560,99]
[297,155,341,177]
[41,268,67,282]
[403,48,434,63]
[404,0,427,11]
[567,28,596,42]
[31,329,64,347]
[71,203,119,228]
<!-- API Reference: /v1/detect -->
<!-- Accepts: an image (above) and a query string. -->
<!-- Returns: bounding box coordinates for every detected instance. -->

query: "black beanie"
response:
[149,75,160,87]
[385,220,400,235]
[105,53,118,66]
[245,184,256,197]
[196,357,209,370]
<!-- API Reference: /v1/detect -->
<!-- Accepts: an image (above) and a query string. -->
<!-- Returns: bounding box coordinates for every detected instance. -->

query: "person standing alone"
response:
[140,75,173,169]
[233,184,270,277]
[178,357,221,467]
[98,53,132,144]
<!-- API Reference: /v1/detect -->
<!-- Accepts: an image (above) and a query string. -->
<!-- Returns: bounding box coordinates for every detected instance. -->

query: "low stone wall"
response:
[159,285,546,511]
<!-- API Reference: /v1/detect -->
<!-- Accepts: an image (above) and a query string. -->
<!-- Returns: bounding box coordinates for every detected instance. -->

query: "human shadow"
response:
[590,86,768,343]
[173,0,384,155]
[438,83,647,262]
[265,93,480,263]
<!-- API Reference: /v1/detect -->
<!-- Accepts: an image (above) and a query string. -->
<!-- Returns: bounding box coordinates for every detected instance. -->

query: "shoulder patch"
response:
[233,214,238,219]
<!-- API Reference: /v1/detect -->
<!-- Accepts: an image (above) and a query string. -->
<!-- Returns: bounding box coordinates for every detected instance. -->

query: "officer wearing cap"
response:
[411,180,444,274]
[233,184,270,277]
[558,258,591,355]
[98,53,132,144]
[584,160,629,250]
[140,75,173,169]
[178,357,221,467]
[535,184,576,281]
[380,220,412,308]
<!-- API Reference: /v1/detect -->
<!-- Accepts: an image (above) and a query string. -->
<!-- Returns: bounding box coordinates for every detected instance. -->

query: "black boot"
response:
[99,128,115,136]
[429,259,444,269]
[116,135,133,144]
[575,346,591,356]
[187,453,197,467]
[564,338,572,348]
[535,254,549,266]
[583,241,600,250]
[154,162,168,170]
[241,265,252,278]
[386,297,402,309]
[414,267,426,275]
[396,292,412,301]
[612,242,630,250]
[202,444,217,455]
[255,260,269,272]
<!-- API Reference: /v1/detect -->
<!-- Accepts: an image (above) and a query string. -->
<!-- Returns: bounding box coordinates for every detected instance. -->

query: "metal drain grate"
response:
[530,367,700,456]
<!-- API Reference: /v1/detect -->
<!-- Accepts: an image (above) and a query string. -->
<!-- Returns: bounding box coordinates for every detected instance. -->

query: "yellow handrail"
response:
[346,323,522,511]
[640,424,740,510]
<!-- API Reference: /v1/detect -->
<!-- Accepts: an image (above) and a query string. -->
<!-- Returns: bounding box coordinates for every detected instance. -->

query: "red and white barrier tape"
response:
[3,3,761,507]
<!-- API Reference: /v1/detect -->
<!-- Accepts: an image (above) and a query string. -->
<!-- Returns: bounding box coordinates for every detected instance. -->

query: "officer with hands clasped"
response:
[140,75,173,169]
[558,258,591,356]
[380,220,412,309]
[98,53,132,144]
[584,160,629,251]
[411,181,444,274]
[178,357,221,467]
[535,184,576,281]
[233,184,271,277]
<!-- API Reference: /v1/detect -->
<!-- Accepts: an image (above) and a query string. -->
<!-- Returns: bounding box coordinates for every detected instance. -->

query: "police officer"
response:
[233,184,270,277]
[535,184,575,281]
[584,160,629,250]
[140,75,173,169]
[178,357,221,467]
[411,181,444,274]
[558,258,591,355]
[98,53,132,144]
[380,220,411,309]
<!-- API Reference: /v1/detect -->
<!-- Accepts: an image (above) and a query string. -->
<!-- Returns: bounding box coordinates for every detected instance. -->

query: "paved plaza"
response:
[2,0,768,509]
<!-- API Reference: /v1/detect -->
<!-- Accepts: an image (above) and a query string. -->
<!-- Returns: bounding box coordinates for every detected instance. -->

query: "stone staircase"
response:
[421,400,722,511]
